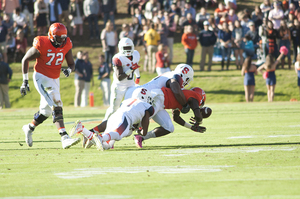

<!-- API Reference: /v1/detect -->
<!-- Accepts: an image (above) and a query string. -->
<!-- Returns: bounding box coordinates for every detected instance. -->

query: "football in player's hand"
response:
[200,107,212,118]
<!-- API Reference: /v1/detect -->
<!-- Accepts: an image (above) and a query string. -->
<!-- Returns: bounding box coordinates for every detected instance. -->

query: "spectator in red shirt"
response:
[214,2,228,24]
[181,25,197,67]
[155,44,171,75]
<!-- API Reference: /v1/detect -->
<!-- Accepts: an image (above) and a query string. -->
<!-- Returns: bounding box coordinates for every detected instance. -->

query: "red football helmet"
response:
[48,23,67,47]
[191,87,206,107]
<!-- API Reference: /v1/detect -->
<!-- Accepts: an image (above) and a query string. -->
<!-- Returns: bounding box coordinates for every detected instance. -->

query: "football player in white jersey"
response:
[103,37,141,122]
[70,87,154,151]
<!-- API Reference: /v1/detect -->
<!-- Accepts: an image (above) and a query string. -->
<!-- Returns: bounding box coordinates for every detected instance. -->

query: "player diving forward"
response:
[134,87,207,148]
[20,23,80,149]
[72,87,155,151]
[83,63,195,147]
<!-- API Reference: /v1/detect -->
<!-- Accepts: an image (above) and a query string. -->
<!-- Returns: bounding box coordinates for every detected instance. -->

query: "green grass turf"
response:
[0,102,300,198]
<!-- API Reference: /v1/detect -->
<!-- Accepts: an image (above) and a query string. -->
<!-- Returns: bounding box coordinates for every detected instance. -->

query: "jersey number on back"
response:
[46,52,64,66]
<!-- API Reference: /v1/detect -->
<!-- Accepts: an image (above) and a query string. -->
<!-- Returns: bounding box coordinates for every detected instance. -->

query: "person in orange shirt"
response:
[155,44,171,75]
[20,23,80,149]
[181,25,197,67]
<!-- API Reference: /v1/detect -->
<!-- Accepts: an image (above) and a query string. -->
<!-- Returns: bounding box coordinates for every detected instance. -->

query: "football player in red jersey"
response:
[20,23,80,149]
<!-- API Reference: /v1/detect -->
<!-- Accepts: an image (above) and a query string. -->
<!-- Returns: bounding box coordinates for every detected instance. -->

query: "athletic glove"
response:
[135,77,140,84]
[191,125,206,133]
[61,68,72,77]
[181,103,190,114]
[130,63,140,70]
[20,80,30,96]
[189,116,202,126]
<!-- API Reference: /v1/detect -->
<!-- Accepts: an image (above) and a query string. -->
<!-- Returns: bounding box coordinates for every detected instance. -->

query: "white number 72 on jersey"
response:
[46,52,64,66]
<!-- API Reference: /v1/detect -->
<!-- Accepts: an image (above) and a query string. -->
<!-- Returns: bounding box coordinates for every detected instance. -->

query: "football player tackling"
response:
[20,23,80,149]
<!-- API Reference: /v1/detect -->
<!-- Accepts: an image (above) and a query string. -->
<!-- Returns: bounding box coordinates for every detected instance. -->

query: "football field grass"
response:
[0,102,300,199]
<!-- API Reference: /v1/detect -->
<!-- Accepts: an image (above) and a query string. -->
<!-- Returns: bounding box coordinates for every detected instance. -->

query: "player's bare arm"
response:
[22,47,40,74]
[65,49,75,71]
[168,78,187,106]
[115,65,129,81]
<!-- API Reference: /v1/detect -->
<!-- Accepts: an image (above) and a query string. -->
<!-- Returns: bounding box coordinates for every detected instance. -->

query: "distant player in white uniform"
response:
[103,37,141,121]
[71,87,154,151]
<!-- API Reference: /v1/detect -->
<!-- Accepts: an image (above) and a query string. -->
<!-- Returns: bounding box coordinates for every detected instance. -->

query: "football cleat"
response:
[22,124,33,147]
[93,134,104,151]
[134,135,143,148]
[69,120,83,137]
[85,139,95,149]
[61,135,80,149]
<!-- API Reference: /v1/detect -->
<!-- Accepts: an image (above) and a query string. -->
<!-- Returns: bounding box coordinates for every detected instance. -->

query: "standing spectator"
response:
[101,0,116,29]
[232,19,244,69]
[48,0,62,24]
[132,17,142,46]
[83,0,99,40]
[139,23,149,71]
[279,20,291,69]
[81,51,93,107]
[21,0,34,36]
[12,7,28,37]
[218,22,232,70]
[101,20,118,68]
[133,7,145,25]
[195,7,210,30]
[290,18,300,64]
[69,0,84,37]
[228,8,238,24]
[58,0,70,30]
[246,21,260,55]
[181,13,197,32]
[251,6,263,29]
[181,25,197,67]
[98,54,110,106]
[268,1,284,30]
[74,51,85,107]
[266,20,279,58]
[2,14,13,34]
[168,3,181,25]
[6,32,15,63]
[144,0,161,21]
[34,0,48,36]
[144,23,160,73]
[183,0,196,19]
[164,11,176,64]
[2,0,20,18]
[294,54,300,94]
[260,0,271,18]
[240,14,252,35]
[257,51,285,102]
[155,44,171,75]
[0,53,12,108]
[119,23,134,40]
[241,56,257,102]
[0,17,8,63]
[258,17,268,61]
[214,2,228,24]
[156,18,168,46]
[198,21,216,71]
[243,34,254,58]
[14,28,27,62]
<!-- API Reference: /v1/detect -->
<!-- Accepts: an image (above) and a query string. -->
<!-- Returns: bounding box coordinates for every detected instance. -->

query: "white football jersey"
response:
[142,71,179,91]
[117,98,153,126]
[112,50,140,87]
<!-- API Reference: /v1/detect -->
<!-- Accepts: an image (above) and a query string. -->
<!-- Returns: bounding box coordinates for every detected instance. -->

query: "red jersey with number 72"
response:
[33,36,72,79]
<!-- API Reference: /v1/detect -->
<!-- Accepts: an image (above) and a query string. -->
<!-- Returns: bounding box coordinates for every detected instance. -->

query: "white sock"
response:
[142,130,156,140]
[82,127,93,140]
[102,132,119,142]
[29,123,36,130]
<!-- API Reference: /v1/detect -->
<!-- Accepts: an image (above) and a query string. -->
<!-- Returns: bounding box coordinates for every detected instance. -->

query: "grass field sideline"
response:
[0,102,299,198]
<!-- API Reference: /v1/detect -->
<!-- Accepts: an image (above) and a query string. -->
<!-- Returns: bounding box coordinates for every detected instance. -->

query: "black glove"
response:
[181,103,190,114]
[191,125,206,133]
[20,80,30,96]
[61,68,72,77]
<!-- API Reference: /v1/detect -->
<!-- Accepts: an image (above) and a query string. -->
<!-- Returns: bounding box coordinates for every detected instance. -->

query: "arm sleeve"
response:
[146,106,155,117]
[134,68,140,78]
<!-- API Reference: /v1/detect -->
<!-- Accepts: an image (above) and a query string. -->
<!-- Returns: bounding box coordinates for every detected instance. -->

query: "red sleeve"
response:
[112,57,122,67]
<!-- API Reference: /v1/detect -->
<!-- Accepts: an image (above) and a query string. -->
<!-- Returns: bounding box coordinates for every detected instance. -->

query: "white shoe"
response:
[85,138,95,148]
[61,135,81,149]
[82,135,88,148]
[69,120,83,137]
[93,134,104,151]
[22,124,33,147]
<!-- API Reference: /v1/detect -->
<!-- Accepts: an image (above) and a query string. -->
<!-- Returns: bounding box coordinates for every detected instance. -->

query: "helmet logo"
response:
[182,67,190,74]
[141,88,147,95]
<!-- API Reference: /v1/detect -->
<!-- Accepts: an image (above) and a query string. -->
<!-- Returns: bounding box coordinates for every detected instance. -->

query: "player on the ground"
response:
[80,63,194,148]
[20,23,80,149]
[133,87,207,148]
[72,87,155,151]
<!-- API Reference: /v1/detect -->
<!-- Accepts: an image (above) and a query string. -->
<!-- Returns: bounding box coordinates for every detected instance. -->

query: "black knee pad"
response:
[52,106,63,123]
[33,111,48,124]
